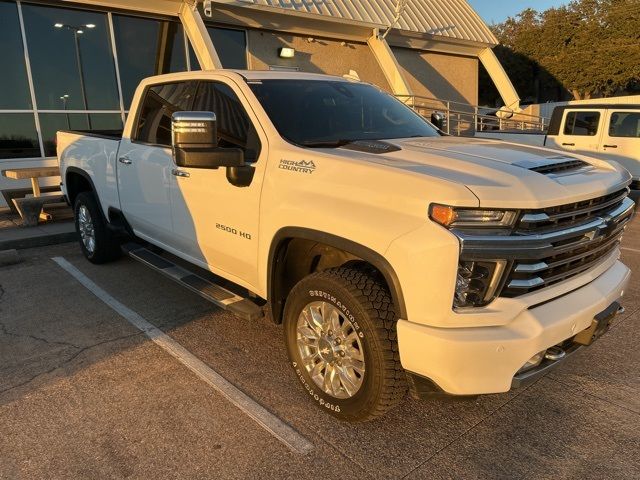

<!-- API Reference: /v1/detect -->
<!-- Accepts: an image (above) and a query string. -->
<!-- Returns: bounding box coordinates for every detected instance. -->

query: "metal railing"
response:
[396,95,549,136]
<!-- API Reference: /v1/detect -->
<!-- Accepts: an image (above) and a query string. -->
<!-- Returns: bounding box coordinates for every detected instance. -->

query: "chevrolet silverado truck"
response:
[57,70,635,421]
[477,104,640,204]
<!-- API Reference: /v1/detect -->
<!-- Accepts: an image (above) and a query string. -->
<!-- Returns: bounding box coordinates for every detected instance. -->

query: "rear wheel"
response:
[74,191,121,264]
[283,264,407,421]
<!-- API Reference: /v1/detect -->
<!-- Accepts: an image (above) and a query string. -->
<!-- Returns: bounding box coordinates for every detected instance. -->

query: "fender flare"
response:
[267,227,407,323]
[65,166,99,204]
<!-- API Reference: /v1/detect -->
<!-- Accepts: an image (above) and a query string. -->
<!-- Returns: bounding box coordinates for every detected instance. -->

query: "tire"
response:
[74,191,121,264]
[283,264,407,421]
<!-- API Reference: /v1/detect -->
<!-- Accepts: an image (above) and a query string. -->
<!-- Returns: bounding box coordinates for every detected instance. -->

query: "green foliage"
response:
[482,0,640,103]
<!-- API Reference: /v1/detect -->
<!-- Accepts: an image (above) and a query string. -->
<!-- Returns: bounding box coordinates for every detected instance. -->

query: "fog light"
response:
[453,260,506,308]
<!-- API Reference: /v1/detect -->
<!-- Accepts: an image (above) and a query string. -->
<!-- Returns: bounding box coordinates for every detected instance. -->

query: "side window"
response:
[193,82,261,162]
[609,112,640,138]
[134,81,197,145]
[563,111,600,136]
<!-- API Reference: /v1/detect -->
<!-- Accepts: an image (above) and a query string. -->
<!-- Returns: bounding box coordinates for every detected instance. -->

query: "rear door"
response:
[546,109,605,153]
[599,109,640,181]
[117,81,197,246]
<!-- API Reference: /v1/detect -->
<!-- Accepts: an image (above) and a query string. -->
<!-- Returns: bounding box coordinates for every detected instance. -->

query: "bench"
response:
[1,186,62,215]
[1,166,67,226]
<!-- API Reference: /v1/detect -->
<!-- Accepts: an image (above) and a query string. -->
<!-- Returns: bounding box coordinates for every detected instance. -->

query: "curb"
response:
[0,231,77,251]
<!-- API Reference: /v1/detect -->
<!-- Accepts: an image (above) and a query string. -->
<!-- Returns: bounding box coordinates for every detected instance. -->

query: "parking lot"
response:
[1,218,639,480]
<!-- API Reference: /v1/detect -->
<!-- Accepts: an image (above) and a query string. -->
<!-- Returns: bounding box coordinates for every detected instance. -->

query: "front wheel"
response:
[283,264,407,421]
[74,191,121,264]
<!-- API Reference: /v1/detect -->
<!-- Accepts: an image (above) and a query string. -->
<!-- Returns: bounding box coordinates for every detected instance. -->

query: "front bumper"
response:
[397,259,630,396]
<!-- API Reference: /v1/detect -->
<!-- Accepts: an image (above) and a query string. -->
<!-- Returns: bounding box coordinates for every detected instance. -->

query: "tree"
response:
[481,0,640,103]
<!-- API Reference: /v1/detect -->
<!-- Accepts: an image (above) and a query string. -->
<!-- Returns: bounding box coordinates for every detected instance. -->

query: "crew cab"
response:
[477,104,640,203]
[57,70,635,421]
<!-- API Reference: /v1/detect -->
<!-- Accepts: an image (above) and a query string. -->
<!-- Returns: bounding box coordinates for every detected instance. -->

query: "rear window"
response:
[609,112,640,138]
[563,111,600,136]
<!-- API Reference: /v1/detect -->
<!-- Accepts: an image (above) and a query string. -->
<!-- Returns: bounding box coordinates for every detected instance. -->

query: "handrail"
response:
[396,94,549,136]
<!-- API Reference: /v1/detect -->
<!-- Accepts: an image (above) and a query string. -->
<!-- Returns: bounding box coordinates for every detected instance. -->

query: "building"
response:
[0,0,520,203]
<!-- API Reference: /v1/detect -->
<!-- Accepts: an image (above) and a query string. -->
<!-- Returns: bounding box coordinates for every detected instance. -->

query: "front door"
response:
[117,81,197,246]
[169,79,266,289]
[599,109,640,181]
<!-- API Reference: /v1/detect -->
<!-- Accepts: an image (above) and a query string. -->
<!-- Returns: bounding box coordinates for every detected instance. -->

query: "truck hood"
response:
[331,136,631,208]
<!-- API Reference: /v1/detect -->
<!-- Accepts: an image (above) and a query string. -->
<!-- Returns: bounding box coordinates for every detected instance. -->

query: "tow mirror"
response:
[171,111,244,169]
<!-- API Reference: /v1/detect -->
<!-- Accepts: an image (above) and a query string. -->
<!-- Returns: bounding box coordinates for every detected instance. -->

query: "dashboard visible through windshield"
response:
[247,79,440,148]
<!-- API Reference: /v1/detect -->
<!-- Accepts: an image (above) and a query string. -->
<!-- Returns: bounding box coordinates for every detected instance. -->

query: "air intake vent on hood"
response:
[529,159,589,175]
[514,156,591,176]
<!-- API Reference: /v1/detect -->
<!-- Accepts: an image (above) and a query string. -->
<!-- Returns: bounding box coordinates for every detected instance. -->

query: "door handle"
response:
[118,156,132,165]
[562,143,575,146]
[171,169,190,178]
[603,144,618,149]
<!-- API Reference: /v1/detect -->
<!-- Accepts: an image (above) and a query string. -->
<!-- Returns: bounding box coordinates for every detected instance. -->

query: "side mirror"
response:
[171,111,244,169]
[430,111,446,131]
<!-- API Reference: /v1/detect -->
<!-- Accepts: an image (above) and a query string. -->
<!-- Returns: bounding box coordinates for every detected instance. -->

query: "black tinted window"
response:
[113,15,188,108]
[135,82,197,145]
[189,27,247,69]
[609,112,640,138]
[563,111,600,136]
[0,114,40,159]
[0,1,32,109]
[248,80,438,146]
[22,4,119,110]
[193,82,260,161]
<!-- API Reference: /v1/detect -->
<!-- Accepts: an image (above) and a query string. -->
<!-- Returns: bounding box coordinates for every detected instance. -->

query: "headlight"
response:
[430,204,517,228]
[454,260,507,308]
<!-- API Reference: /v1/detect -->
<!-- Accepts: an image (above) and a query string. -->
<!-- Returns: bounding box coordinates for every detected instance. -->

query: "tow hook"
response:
[544,346,566,361]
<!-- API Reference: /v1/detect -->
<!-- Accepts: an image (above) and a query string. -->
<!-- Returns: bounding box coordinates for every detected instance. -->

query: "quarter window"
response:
[135,81,197,146]
[193,82,261,162]
[609,112,640,138]
[563,111,600,136]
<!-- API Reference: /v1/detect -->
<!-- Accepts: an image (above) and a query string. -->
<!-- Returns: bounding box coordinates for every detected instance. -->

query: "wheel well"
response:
[268,232,406,324]
[65,170,93,206]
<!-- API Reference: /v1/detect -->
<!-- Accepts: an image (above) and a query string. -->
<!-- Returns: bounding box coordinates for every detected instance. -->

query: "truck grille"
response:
[501,188,632,297]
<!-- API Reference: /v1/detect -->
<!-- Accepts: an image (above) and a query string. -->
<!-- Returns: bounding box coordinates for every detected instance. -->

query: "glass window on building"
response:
[189,27,247,70]
[0,114,40,159]
[0,1,32,109]
[113,15,188,108]
[21,3,120,111]
[39,113,122,156]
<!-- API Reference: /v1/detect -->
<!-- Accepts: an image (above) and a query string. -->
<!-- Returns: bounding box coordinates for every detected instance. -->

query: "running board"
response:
[122,243,264,321]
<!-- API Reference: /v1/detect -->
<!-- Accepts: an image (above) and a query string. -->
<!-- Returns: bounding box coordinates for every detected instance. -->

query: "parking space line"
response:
[52,256,313,455]
[621,247,640,254]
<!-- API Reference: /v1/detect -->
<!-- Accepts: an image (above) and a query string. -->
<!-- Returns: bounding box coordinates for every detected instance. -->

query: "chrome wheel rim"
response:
[78,205,96,254]
[296,301,365,399]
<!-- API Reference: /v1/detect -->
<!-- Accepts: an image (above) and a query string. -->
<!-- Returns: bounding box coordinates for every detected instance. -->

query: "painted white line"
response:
[52,256,313,455]
[621,247,640,254]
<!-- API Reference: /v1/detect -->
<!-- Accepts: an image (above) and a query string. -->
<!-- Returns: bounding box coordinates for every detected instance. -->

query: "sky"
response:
[468,0,569,24]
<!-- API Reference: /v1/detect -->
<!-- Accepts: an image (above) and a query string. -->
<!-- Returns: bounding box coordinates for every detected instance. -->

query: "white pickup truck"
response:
[477,104,640,204]
[58,70,635,421]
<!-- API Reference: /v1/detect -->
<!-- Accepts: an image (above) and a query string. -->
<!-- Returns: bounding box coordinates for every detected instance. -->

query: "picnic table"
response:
[1,166,66,226]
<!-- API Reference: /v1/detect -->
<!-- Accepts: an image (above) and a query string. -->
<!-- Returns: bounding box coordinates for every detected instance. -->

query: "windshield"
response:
[248,79,440,147]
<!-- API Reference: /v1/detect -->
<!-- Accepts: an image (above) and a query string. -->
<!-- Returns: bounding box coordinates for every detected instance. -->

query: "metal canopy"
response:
[244,0,497,45]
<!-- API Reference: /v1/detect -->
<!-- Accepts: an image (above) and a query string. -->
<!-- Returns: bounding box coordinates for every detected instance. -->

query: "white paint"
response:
[51,256,313,455]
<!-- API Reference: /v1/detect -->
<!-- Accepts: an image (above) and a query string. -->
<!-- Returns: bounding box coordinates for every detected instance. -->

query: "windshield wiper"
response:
[299,139,354,148]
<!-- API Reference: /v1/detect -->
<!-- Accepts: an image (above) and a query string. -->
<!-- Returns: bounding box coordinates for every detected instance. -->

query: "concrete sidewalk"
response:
[0,207,76,251]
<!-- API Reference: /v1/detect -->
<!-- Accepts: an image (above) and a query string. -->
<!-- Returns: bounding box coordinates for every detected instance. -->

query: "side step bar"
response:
[122,243,264,321]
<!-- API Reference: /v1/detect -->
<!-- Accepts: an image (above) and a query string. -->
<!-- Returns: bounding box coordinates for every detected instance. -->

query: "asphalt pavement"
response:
[1,218,639,479]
